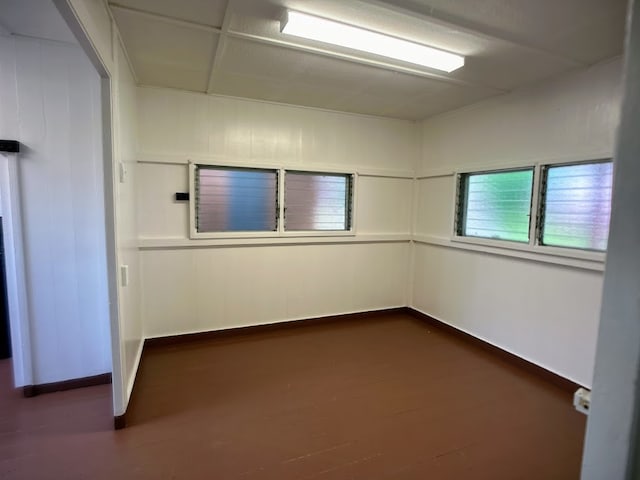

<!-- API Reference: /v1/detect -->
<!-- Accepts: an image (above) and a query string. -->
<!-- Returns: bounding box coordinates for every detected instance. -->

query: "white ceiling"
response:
[0,0,77,44]
[1,0,629,120]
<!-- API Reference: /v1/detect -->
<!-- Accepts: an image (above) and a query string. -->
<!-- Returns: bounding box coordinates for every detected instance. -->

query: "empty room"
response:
[1,0,639,478]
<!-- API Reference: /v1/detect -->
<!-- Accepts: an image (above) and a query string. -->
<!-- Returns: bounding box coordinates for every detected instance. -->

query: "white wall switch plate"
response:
[120,264,129,287]
[573,387,591,415]
[119,162,127,183]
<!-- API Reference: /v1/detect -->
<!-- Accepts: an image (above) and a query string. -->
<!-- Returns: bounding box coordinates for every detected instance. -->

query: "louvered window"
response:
[456,169,534,243]
[285,171,353,231]
[195,166,278,233]
[539,161,613,251]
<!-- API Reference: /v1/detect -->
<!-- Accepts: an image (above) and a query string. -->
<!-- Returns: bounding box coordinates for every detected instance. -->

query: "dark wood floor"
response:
[0,312,586,479]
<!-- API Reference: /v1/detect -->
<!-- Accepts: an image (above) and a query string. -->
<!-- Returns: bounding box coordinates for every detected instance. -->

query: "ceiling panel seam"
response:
[206,0,232,94]
[0,31,79,47]
[135,83,420,123]
[108,2,222,33]
[361,0,587,67]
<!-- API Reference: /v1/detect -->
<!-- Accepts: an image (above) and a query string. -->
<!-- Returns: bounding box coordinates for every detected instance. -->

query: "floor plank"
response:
[0,313,586,479]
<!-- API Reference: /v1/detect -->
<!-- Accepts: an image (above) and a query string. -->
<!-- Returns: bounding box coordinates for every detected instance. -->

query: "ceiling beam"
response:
[360,0,586,67]
[206,0,233,94]
[225,30,506,93]
[108,2,222,33]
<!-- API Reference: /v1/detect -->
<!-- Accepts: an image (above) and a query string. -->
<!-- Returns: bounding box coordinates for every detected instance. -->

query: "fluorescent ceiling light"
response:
[281,10,465,73]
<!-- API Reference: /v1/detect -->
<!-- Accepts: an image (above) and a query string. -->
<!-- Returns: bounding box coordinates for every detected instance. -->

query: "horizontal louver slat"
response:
[461,169,533,243]
[285,172,351,231]
[196,166,277,232]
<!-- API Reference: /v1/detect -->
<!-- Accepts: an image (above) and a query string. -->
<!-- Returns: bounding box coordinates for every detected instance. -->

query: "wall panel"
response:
[137,87,418,173]
[413,59,622,386]
[0,35,111,384]
[136,88,418,338]
[413,243,603,386]
[142,242,409,338]
[114,40,143,401]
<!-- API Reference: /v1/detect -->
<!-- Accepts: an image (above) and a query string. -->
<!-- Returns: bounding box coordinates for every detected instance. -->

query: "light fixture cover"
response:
[281,10,465,73]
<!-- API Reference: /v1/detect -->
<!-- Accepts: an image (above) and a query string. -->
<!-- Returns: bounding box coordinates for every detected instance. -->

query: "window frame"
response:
[451,157,611,262]
[189,162,357,240]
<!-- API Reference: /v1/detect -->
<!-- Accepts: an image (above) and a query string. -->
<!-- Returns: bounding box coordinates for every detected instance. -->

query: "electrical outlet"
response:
[573,387,591,415]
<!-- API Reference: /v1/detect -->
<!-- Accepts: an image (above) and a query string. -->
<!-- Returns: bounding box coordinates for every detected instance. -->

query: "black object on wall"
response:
[0,140,20,153]
[0,220,10,359]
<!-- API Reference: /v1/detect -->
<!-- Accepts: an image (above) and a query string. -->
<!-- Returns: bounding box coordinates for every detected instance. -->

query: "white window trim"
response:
[189,162,357,240]
[450,234,606,263]
[450,158,611,263]
[415,234,605,272]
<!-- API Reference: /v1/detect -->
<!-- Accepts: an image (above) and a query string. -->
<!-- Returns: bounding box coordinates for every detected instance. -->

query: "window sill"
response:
[414,234,605,271]
[189,230,356,240]
[138,234,411,249]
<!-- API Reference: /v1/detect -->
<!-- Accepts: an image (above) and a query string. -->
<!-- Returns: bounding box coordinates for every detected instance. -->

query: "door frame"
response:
[0,151,33,386]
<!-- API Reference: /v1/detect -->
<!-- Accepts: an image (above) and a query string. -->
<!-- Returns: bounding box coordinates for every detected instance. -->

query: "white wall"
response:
[113,41,142,403]
[141,242,409,338]
[412,59,622,387]
[0,34,111,384]
[136,87,418,338]
[53,0,144,416]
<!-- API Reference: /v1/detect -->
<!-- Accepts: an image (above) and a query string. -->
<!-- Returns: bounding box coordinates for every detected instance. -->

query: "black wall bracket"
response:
[0,140,20,153]
[175,192,190,201]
